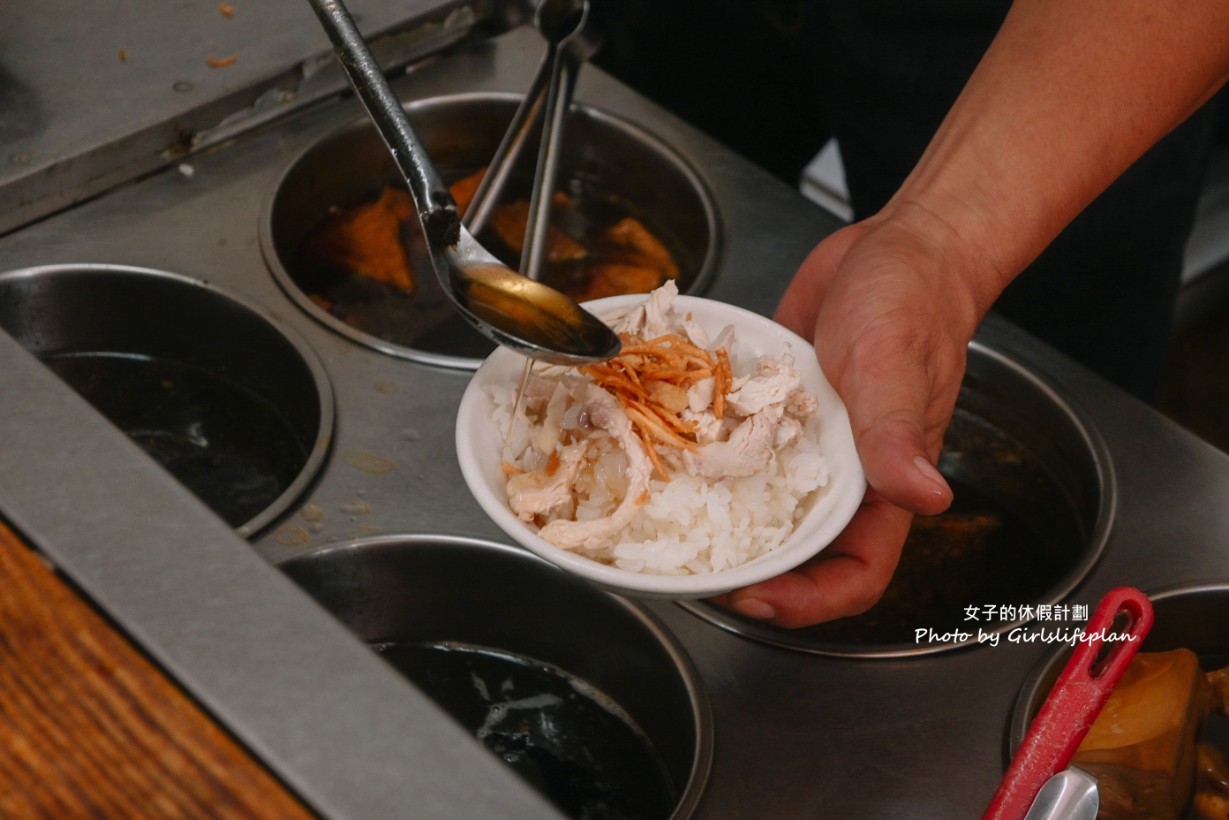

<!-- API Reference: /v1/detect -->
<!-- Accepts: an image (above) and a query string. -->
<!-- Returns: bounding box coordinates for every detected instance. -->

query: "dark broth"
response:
[472,178,674,300]
[375,640,676,820]
[782,402,1086,647]
[44,352,307,528]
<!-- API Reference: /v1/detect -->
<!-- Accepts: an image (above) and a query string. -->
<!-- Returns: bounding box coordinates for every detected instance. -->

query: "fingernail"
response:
[913,455,949,495]
[732,598,776,621]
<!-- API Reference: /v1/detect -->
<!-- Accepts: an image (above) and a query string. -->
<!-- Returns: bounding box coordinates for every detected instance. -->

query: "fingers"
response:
[750,218,975,628]
[826,331,955,522]
[714,491,914,628]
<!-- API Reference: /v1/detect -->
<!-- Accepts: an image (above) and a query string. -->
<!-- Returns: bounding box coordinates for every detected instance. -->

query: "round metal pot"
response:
[279,534,713,819]
[1009,582,1229,754]
[0,264,333,537]
[260,91,721,370]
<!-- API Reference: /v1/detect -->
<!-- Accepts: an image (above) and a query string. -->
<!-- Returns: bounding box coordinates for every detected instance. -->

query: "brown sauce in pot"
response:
[788,406,1085,647]
[290,171,684,359]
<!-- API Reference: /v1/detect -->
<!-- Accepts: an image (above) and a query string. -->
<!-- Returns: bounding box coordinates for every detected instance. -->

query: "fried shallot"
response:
[581,332,732,480]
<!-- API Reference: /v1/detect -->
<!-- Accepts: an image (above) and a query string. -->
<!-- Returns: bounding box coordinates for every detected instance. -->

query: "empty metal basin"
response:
[681,341,1116,657]
[279,534,713,819]
[0,264,333,537]
[260,91,721,369]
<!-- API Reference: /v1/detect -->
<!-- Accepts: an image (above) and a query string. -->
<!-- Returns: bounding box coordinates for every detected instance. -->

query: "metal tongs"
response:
[464,0,601,282]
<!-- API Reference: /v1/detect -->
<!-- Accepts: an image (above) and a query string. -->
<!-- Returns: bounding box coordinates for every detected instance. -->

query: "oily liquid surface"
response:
[292,177,683,359]
[44,352,308,528]
[375,640,676,820]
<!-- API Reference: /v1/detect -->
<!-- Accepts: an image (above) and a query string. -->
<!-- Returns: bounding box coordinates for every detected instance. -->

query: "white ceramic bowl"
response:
[455,293,866,599]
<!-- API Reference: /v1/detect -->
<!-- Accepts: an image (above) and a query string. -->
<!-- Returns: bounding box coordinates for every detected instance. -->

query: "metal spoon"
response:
[307,0,620,365]
[1022,768,1098,820]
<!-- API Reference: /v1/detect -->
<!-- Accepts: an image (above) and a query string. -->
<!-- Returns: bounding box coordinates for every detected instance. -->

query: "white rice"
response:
[488,370,830,577]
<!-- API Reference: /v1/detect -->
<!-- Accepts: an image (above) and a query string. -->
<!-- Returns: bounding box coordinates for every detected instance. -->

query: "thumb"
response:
[855,414,953,516]
[827,330,958,516]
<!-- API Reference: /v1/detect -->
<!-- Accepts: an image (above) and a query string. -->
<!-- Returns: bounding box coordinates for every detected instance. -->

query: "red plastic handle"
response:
[982,586,1154,820]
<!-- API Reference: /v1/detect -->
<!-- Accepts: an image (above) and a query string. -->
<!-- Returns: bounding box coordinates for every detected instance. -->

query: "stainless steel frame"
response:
[3,8,1229,818]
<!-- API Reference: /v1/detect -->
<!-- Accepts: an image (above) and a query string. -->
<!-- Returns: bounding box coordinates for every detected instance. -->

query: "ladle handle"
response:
[307,0,460,246]
[983,586,1154,820]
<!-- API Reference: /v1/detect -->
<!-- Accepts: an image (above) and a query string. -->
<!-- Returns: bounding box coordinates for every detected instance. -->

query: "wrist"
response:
[863,197,1007,339]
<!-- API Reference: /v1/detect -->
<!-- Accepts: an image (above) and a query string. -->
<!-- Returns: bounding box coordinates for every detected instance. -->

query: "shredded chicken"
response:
[505,446,586,522]
[500,282,819,553]
[535,384,654,550]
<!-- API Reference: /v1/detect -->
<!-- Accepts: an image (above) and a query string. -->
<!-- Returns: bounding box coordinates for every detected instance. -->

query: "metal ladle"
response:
[307,0,621,366]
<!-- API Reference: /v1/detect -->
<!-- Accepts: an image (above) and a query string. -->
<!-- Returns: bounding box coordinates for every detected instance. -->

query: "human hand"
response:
[715,0,1229,631]
[713,211,989,627]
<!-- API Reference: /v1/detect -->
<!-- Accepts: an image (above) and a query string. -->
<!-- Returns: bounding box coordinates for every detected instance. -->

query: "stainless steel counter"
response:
[2,11,1229,819]
[0,0,510,236]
